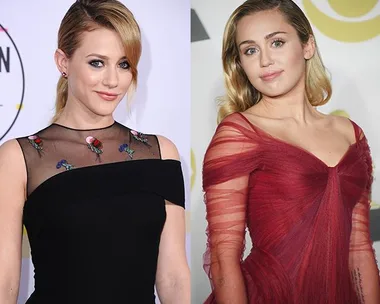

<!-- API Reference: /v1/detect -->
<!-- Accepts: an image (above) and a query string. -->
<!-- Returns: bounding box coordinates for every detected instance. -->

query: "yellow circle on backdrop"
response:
[303,0,380,42]
[191,148,196,191]
[329,109,350,118]
[328,0,377,18]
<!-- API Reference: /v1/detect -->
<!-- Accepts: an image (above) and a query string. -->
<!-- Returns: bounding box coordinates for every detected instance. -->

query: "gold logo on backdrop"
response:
[303,0,380,42]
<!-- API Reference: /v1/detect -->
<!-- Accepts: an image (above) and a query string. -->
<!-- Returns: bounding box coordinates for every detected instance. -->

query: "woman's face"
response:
[236,9,314,99]
[58,27,133,118]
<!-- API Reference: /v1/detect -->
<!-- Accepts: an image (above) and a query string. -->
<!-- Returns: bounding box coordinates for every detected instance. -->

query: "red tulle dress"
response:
[202,112,380,304]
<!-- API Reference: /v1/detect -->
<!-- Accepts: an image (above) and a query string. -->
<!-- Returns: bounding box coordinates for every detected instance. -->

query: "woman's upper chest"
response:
[241,112,358,169]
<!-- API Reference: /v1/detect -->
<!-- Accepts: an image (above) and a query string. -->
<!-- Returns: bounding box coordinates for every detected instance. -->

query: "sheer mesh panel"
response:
[16,122,160,196]
[348,128,380,303]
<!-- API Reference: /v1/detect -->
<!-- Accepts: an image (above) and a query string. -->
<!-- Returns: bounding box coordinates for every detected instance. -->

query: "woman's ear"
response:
[304,35,316,60]
[55,48,69,75]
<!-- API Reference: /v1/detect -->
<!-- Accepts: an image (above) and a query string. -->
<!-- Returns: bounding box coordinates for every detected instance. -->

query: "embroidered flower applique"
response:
[119,143,134,159]
[130,130,150,145]
[56,159,74,171]
[28,135,43,151]
[86,136,103,159]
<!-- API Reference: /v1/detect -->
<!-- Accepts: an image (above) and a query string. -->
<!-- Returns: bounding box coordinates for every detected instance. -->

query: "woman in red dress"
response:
[202,0,380,303]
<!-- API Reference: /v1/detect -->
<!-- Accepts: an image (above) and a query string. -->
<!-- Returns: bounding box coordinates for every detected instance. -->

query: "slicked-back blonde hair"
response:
[53,0,141,122]
[218,0,331,123]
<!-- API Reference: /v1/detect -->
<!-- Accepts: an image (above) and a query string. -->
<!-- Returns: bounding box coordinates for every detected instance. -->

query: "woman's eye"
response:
[119,61,130,69]
[89,60,104,68]
[272,40,285,48]
[244,47,257,55]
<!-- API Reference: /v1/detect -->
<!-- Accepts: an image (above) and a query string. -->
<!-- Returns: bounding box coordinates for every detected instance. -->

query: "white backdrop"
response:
[191,0,380,303]
[0,1,190,303]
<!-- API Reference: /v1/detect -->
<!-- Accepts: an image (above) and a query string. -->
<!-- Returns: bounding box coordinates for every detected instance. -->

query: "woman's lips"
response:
[260,70,283,81]
[96,91,119,101]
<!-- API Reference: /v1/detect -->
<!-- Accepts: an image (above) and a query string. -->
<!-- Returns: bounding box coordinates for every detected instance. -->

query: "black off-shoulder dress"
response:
[16,121,185,304]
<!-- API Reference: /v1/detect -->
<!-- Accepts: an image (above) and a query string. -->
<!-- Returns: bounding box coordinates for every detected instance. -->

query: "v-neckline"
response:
[237,112,360,169]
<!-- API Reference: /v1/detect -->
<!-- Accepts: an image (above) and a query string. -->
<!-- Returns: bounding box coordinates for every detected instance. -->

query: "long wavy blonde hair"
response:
[218,0,332,123]
[53,0,141,122]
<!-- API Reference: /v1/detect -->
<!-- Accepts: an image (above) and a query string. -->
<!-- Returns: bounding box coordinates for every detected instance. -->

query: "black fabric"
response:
[16,121,185,304]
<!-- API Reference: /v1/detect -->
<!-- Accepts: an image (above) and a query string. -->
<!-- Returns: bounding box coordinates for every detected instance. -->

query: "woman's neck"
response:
[54,97,114,130]
[251,81,323,124]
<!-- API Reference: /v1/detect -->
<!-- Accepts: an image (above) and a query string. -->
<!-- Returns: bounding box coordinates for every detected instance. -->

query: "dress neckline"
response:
[236,112,361,169]
[51,121,116,131]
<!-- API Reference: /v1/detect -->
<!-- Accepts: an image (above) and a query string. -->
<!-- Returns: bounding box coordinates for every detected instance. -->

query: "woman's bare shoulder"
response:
[0,139,27,185]
[156,135,180,161]
[0,138,23,158]
[324,114,357,143]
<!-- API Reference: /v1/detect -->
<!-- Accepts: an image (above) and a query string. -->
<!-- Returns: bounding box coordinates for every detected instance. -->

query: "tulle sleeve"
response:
[349,130,380,303]
[202,113,260,303]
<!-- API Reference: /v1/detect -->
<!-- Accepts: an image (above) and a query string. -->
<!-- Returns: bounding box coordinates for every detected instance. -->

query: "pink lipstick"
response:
[96,91,119,101]
[260,70,283,81]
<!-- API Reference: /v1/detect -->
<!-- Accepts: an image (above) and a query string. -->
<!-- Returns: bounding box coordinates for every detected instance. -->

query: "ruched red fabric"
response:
[203,112,379,303]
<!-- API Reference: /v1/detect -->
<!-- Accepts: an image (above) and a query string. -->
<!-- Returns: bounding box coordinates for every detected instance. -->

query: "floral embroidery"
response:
[119,143,134,159]
[56,159,74,171]
[130,130,149,145]
[28,135,43,151]
[86,136,103,156]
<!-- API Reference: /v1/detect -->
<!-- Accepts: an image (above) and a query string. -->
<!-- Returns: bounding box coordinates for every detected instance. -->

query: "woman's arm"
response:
[0,140,27,304]
[349,129,380,303]
[202,116,258,304]
[204,174,249,304]
[349,195,380,303]
[155,136,190,304]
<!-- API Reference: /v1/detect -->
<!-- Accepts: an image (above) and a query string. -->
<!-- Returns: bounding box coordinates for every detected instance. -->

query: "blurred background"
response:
[191,0,380,302]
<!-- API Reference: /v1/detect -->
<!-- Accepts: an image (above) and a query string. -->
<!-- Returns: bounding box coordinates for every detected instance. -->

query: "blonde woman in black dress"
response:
[0,1,190,303]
